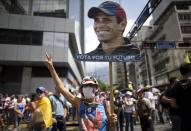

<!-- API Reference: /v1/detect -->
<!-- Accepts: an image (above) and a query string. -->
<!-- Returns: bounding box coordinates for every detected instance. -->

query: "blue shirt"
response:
[49,94,66,116]
[79,101,107,131]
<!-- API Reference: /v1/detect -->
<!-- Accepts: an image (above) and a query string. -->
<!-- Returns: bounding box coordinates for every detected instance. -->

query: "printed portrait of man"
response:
[75,1,140,62]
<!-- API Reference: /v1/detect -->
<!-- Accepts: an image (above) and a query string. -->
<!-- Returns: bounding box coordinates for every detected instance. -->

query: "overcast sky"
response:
[84,0,149,73]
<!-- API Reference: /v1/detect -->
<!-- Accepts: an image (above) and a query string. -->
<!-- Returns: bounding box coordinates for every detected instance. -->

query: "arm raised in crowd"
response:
[44,52,78,107]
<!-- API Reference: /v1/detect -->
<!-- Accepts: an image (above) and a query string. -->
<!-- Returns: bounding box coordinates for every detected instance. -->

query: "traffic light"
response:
[177,42,191,48]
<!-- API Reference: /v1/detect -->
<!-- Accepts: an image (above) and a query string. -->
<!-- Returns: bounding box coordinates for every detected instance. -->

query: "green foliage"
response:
[97,79,108,91]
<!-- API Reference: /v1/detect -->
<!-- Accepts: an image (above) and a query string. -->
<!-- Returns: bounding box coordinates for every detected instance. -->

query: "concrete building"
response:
[133,0,191,88]
[113,62,127,89]
[0,0,85,94]
[131,26,154,88]
[148,0,191,85]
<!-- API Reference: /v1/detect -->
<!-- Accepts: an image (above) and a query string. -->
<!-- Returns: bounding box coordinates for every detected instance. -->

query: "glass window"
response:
[183,37,191,43]
[178,13,191,21]
[0,30,8,44]
[0,0,67,17]
[68,0,80,20]
[7,31,20,45]
[176,4,189,10]
[181,26,191,34]
[43,32,54,46]
[54,33,68,47]
[33,0,67,18]
[0,29,42,46]
[20,31,31,45]
[32,31,43,45]
[18,0,30,14]
[32,66,67,77]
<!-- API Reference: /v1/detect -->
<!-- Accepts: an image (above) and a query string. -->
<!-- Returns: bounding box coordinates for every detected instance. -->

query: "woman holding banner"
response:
[44,52,117,131]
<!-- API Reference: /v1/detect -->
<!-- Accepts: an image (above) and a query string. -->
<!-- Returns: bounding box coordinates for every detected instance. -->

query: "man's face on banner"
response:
[93,12,123,43]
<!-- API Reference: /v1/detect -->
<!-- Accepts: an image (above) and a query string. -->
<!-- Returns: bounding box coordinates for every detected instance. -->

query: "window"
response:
[181,26,191,34]
[0,29,43,45]
[178,14,191,21]
[20,32,31,45]
[32,67,67,77]
[33,0,67,18]
[0,0,67,18]
[154,58,169,73]
[176,4,189,10]
[32,31,43,45]
[183,37,191,43]
[0,30,8,44]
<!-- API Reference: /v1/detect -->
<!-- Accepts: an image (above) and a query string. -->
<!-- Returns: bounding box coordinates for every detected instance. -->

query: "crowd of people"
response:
[0,62,191,131]
[0,93,31,129]
[107,85,169,131]
[0,88,77,131]
[0,82,177,131]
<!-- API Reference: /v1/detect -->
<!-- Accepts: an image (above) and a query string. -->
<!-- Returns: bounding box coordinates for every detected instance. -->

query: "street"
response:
[2,121,171,131]
[134,123,171,131]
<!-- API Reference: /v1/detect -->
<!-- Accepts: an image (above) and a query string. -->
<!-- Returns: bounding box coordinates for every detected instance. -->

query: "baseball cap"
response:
[136,88,144,94]
[126,91,132,96]
[88,1,127,22]
[36,86,46,94]
[81,76,98,86]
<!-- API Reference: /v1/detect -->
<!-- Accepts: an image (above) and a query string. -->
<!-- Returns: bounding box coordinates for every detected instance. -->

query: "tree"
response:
[97,79,108,91]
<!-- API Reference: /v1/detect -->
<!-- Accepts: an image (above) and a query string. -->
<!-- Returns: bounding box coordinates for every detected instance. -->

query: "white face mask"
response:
[82,87,95,99]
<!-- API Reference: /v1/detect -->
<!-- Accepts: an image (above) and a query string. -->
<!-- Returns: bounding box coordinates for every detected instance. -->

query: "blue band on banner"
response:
[75,54,141,62]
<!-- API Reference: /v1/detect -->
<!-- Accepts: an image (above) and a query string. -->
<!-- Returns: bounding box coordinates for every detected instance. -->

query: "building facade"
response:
[131,26,154,88]
[0,0,85,94]
[149,0,191,85]
[134,0,191,88]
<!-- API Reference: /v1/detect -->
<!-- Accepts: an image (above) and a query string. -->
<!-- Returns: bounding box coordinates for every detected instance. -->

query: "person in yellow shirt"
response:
[35,86,52,131]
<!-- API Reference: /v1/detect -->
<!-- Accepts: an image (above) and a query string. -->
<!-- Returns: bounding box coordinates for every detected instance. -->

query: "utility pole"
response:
[145,49,152,85]
[124,62,128,89]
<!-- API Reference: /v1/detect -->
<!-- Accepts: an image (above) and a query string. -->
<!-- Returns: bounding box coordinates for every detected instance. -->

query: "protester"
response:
[45,52,117,131]
[29,93,38,130]
[124,91,135,131]
[144,85,155,131]
[48,88,67,131]
[162,77,181,131]
[34,86,52,131]
[114,92,124,131]
[0,114,4,129]
[9,95,17,124]
[165,63,191,131]
[14,95,25,129]
[24,95,31,121]
[2,93,10,124]
[0,94,4,129]
[136,88,152,131]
